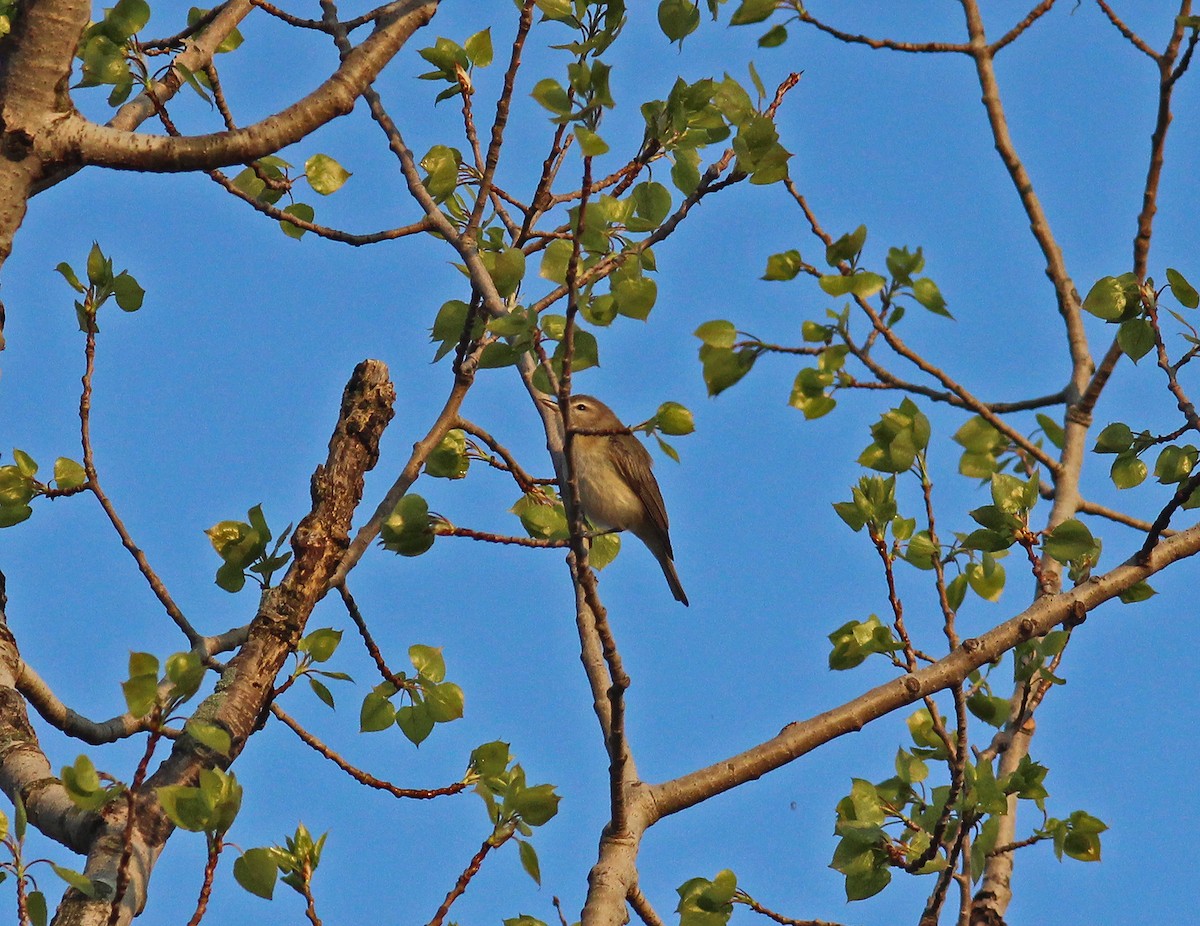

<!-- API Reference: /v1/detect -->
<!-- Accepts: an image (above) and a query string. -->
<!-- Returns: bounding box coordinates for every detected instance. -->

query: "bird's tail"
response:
[660,556,689,607]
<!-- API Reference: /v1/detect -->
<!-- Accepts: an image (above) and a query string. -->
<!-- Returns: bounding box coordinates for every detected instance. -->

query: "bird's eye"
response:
[575,403,587,411]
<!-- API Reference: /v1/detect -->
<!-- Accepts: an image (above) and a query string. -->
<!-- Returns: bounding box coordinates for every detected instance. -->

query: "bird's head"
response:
[537,394,624,431]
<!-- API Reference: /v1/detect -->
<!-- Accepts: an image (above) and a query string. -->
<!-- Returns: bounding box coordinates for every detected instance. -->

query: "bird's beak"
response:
[536,394,560,412]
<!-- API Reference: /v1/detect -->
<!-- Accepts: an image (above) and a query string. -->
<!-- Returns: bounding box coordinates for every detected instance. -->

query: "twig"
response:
[1093,0,1159,59]
[338,584,405,689]
[455,417,550,492]
[794,7,969,53]
[271,705,468,799]
[989,0,1060,53]
[737,893,845,926]
[434,524,568,548]
[184,835,223,926]
[627,885,666,926]
[426,837,502,926]
[79,327,201,644]
[108,716,164,925]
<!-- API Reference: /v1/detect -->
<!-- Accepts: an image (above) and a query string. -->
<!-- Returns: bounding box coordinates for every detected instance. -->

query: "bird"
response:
[538,393,689,606]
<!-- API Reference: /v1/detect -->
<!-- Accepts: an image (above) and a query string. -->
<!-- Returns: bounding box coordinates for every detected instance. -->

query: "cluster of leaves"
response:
[359,645,464,746]
[289,628,353,710]
[229,153,352,239]
[830,734,1100,901]
[675,869,738,926]
[530,0,624,145]
[511,488,621,567]
[697,228,946,408]
[74,3,243,107]
[1081,267,1197,363]
[57,242,144,332]
[158,767,243,838]
[834,403,1109,595]
[380,493,436,556]
[417,28,494,102]
[540,207,661,326]
[641,73,790,193]
[235,823,326,901]
[1094,420,1200,509]
[75,0,151,104]
[0,799,106,920]
[121,649,206,721]
[0,450,86,528]
[466,742,561,884]
[205,504,292,592]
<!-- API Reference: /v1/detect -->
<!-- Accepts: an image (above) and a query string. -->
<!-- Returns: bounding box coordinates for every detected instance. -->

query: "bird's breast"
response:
[572,438,644,531]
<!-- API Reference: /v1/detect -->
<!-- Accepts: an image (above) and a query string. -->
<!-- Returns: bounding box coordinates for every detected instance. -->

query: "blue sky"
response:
[2,2,1197,924]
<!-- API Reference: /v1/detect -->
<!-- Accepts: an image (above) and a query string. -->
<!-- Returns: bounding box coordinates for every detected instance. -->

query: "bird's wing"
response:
[609,435,673,558]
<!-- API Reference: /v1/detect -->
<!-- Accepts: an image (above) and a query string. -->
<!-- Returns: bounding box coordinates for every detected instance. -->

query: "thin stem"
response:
[79,328,201,644]
[271,704,470,799]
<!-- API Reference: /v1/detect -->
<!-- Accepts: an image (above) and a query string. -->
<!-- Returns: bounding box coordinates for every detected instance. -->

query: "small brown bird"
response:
[539,394,689,606]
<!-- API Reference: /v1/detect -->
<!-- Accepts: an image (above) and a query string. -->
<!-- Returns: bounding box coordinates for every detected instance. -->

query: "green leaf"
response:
[656,401,695,435]
[531,77,572,115]
[1042,518,1098,564]
[1082,275,1127,321]
[671,148,702,194]
[512,783,561,826]
[589,531,621,569]
[730,0,778,27]
[396,700,436,745]
[967,692,1011,728]
[517,839,542,884]
[12,449,37,478]
[234,848,278,899]
[575,125,610,156]
[185,720,231,756]
[51,864,96,897]
[1037,413,1065,449]
[1110,452,1147,489]
[26,892,47,926]
[426,682,465,722]
[166,651,204,701]
[425,429,470,479]
[305,153,351,195]
[173,61,212,103]
[1094,422,1133,453]
[828,616,901,670]
[482,247,526,298]
[694,319,737,348]
[1118,580,1155,603]
[1167,267,1199,309]
[762,249,803,281]
[409,644,446,683]
[825,225,867,266]
[912,278,951,317]
[56,262,85,293]
[53,457,87,490]
[902,531,938,570]
[464,28,493,67]
[819,271,885,298]
[359,688,397,733]
[612,274,657,319]
[300,628,343,663]
[86,242,110,288]
[380,494,435,556]
[1118,317,1155,362]
[308,677,335,708]
[700,345,756,396]
[758,23,788,46]
[279,203,315,238]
